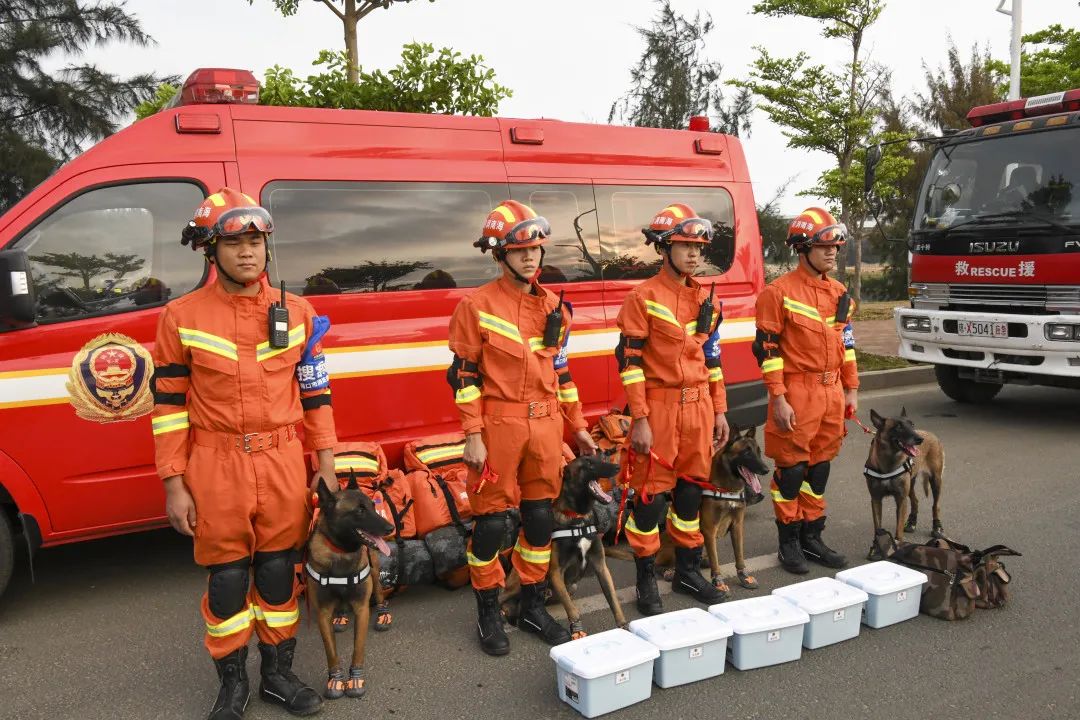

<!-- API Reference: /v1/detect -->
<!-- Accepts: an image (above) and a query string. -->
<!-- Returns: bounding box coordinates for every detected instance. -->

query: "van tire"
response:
[0,511,13,600]
[934,364,1002,404]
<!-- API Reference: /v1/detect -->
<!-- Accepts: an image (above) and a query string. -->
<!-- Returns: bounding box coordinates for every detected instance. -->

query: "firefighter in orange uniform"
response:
[754,207,857,574]
[448,200,597,656]
[152,188,336,719]
[616,204,730,615]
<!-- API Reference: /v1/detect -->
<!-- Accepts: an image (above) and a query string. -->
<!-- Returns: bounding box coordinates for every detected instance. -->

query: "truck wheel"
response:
[934,364,1002,403]
[0,511,13,600]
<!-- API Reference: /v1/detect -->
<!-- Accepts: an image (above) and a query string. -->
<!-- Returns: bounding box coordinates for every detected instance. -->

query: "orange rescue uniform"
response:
[152,279,336,659]
[448,275,586,590]
[616,270,727,557]
[755,264,858,523]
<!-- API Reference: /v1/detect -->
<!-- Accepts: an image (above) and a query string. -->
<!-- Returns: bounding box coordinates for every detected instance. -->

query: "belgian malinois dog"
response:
[865,408,945,560]
[501,455,624,640]
[306,475,393,699]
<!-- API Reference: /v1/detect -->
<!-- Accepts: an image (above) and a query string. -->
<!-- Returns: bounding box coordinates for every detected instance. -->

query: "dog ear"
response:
[900,406,908,418]
[316,477,336,508]
[870,408,885,431]
[744,424,757,440]
[346,469,359,491]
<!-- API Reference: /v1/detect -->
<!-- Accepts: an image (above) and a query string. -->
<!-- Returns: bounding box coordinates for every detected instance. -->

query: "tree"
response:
[30,251,144,290]
[134,83,179,120]
[989,24,1080,98]
[251,0,434,84]
[915,42,1004,133]
[317,260,431,292]
[609,0,752,136]
[757,177,797,273]
[733,0,890,302]
[0,1,172,213]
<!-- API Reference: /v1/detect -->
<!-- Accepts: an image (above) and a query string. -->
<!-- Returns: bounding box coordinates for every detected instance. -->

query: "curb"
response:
[858,364,935,392]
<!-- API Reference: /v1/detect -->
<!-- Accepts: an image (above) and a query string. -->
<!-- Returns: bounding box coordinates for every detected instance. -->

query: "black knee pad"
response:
[672,478,703,520]
[807,461,831,495]
[470,512,508,561]
[775,462,808,501]
[519,498,554,547]
[631,495,664,532]
[253,550,294,605]
[207,558,250,619]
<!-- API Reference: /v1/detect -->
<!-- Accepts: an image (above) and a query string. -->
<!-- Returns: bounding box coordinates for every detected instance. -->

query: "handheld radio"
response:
[695,283,717,335]
[268,282,290,349]
[543,289,565,348]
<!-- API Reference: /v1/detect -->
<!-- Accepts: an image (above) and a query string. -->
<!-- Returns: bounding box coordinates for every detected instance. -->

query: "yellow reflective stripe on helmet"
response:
[623,515,658,536]
[666,508,700,532]
[800,482,824,499]
[416,443,465,464]
[513,541,551,564]
[844,348,857,362]
[334,455,379,474]
[257,324,305,361]
[771,488,794,503]
[455,385,482,404]
[782,297,823,322]
[558,387,579,403]
[478,311,522,344]
[493,205,517,223]
[206,606,254,637]
[252,605,299,628]
[644,300,681,328]
[761,358,784,374]
[804,208,824,224]
[467,551,498,567]
[152,411,190,435]
[178,328,239,361]
[620,368,645,386]
[207,193,226,207]
[708,366,724,383]
[665,204,687,219]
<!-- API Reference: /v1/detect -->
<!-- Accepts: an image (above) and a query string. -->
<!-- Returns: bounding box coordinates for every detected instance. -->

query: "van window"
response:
[14,182,206,323]
[508,184,602,283]
[264,181,510,295]
[594,185,736,279]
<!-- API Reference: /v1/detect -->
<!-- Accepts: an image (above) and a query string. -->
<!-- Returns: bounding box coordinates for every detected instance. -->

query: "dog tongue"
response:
[589,480,613,504]
[739,466,762,495]
[358,530,391,557]
[903,444,921,457]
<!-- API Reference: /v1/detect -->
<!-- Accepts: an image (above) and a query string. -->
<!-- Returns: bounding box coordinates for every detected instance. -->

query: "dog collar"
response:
[305,562,371,587]
[701,488,745,501]
[863,458,915,480]
[550,525,597,540]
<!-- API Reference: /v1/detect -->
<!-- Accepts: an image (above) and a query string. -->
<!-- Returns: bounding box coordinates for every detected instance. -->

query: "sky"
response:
[71,0,1080,215]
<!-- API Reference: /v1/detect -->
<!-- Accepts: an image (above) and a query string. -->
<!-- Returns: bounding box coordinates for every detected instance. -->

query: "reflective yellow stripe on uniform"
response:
[252,605,299,628]
[666,508,700,533]
[708,367,723,383]
[455,385,481,404]
[623,515,658,536]
[528,337,546,352]
[558,387,579,403]
[620,368,645,386]
[513,541,551,565]
[334,456,379,474]
[761,358,784,374]
[467,551,498,567]
[478,312,522,344]
[178,328,239,361]
[645,300,681,328]
[685,321,698,335]
[417,444,465,465]
[844,348,856,362]
[257,324,305,361]
[206,606,254,637]
[800,482,824,499]
[771,488,795,503]
[152,411,190,435]
[782,297,823,322]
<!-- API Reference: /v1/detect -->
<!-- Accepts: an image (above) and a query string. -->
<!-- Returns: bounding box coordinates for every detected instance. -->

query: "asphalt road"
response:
[2,382,1078,720]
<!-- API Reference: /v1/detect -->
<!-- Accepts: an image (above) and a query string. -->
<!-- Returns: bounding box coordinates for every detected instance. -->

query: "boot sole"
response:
[480,643,511,656]
[259,688,323,716]
[636,601,663,616]
[672,578,724,605]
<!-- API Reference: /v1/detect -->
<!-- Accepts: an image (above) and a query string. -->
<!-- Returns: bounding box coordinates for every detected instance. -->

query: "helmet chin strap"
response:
[800,247,827,276]
[661,243,692,280]
[210,255,266,288]
[496,246,545,286]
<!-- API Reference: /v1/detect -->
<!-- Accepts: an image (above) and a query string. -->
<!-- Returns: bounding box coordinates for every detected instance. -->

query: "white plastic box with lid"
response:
[549,628,660,718]
[708,595,810,670]
[628,608,733,688]
[835,561,929,628]
[772,577,869,649]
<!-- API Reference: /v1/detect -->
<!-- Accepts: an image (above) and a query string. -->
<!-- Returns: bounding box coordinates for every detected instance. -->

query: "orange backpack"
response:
[590,411,632,491]
[403,433,474,537]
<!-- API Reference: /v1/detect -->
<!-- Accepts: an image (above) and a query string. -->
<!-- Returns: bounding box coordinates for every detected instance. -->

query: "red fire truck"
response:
[893,89,1080,402]
[0,68,767,598]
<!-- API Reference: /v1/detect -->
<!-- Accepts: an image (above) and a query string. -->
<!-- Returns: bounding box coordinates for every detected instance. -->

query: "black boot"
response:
[800,516,847,569]
[777,520,809,574]
[517,582,571,646]
[633,555,663,616]
[257,639,323,716]
[209,647,249,720]
[671,546,726,604]
[474,587,510,656]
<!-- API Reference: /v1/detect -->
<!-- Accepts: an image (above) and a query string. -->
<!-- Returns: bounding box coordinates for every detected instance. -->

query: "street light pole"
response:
[996,0,1023,100]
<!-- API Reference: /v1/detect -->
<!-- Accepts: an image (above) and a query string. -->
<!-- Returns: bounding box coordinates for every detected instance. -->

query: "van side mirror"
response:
[0,249,38,330]
[864,144,882,195]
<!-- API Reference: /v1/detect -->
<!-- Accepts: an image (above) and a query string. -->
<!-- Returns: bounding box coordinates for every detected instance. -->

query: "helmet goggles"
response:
[476,216,551,252]
[655,217,713,244]
[215,207,274,238]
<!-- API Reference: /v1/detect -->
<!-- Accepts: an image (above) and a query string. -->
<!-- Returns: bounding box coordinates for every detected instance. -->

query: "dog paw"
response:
[867,547,884,561]
[325,669,347,700]
[345,667,366,699]
[332,611,350,633]
[711,576,731,594]
[374,603,392,632]
[660,568,675,583]
[736,571,758,590]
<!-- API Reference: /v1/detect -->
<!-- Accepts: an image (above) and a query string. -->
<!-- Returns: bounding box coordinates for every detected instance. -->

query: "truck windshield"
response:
[914,125,1080,235]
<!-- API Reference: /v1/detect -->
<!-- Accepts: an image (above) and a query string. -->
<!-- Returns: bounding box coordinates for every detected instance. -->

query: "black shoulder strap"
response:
[433,472,467,533]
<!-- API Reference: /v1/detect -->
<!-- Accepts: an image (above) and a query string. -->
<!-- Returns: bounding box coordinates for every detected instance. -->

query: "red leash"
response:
[614,446,711,543]
[473,461,499,494]
[845,406,876,435]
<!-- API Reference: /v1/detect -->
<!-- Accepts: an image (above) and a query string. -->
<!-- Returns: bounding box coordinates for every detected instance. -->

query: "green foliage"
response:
[260,44,510,115]
[989,24,1080,97]
[916,43,1004,133]
[609,0,752,135]
[752,0,884,42]
[134,83,179,120]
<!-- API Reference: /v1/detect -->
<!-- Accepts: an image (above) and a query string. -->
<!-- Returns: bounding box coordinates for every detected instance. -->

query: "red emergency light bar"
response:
[967,89,1080,127]
[177,68,260,106]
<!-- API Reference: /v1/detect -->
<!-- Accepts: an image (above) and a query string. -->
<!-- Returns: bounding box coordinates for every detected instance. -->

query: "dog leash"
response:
[845,406,876,435]
[614,446,712,543]
[472,461,499,494]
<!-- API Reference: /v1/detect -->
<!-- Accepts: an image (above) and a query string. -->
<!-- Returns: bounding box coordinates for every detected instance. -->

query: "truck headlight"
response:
[1046,324,1078,341]
[902,316,931,332]
[908,283,929,300]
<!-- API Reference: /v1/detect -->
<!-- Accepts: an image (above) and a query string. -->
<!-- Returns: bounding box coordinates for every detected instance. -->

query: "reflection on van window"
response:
[508,185,602,283]
[595,185,736,278]
[265,182,509,295]
[14,183,206,323]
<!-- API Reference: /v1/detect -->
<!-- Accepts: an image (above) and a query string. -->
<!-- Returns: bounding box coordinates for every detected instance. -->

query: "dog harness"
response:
[550,524,597,540]
[701,489,745,501]
[863,458,915,480]
[305,563,371,587]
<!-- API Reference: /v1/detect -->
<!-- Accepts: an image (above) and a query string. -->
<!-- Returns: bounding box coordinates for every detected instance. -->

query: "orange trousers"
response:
[765,374,845,524]
[465,407,564,590]
[186,426,310,659]
[623,387,713,558]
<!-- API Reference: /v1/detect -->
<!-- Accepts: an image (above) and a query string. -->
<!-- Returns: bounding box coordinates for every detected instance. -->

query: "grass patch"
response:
[856,349,911,371]
[856,300,907,321]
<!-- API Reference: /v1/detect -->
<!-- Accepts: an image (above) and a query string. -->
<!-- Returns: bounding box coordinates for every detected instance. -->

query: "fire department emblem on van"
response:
[66,333,154,423]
